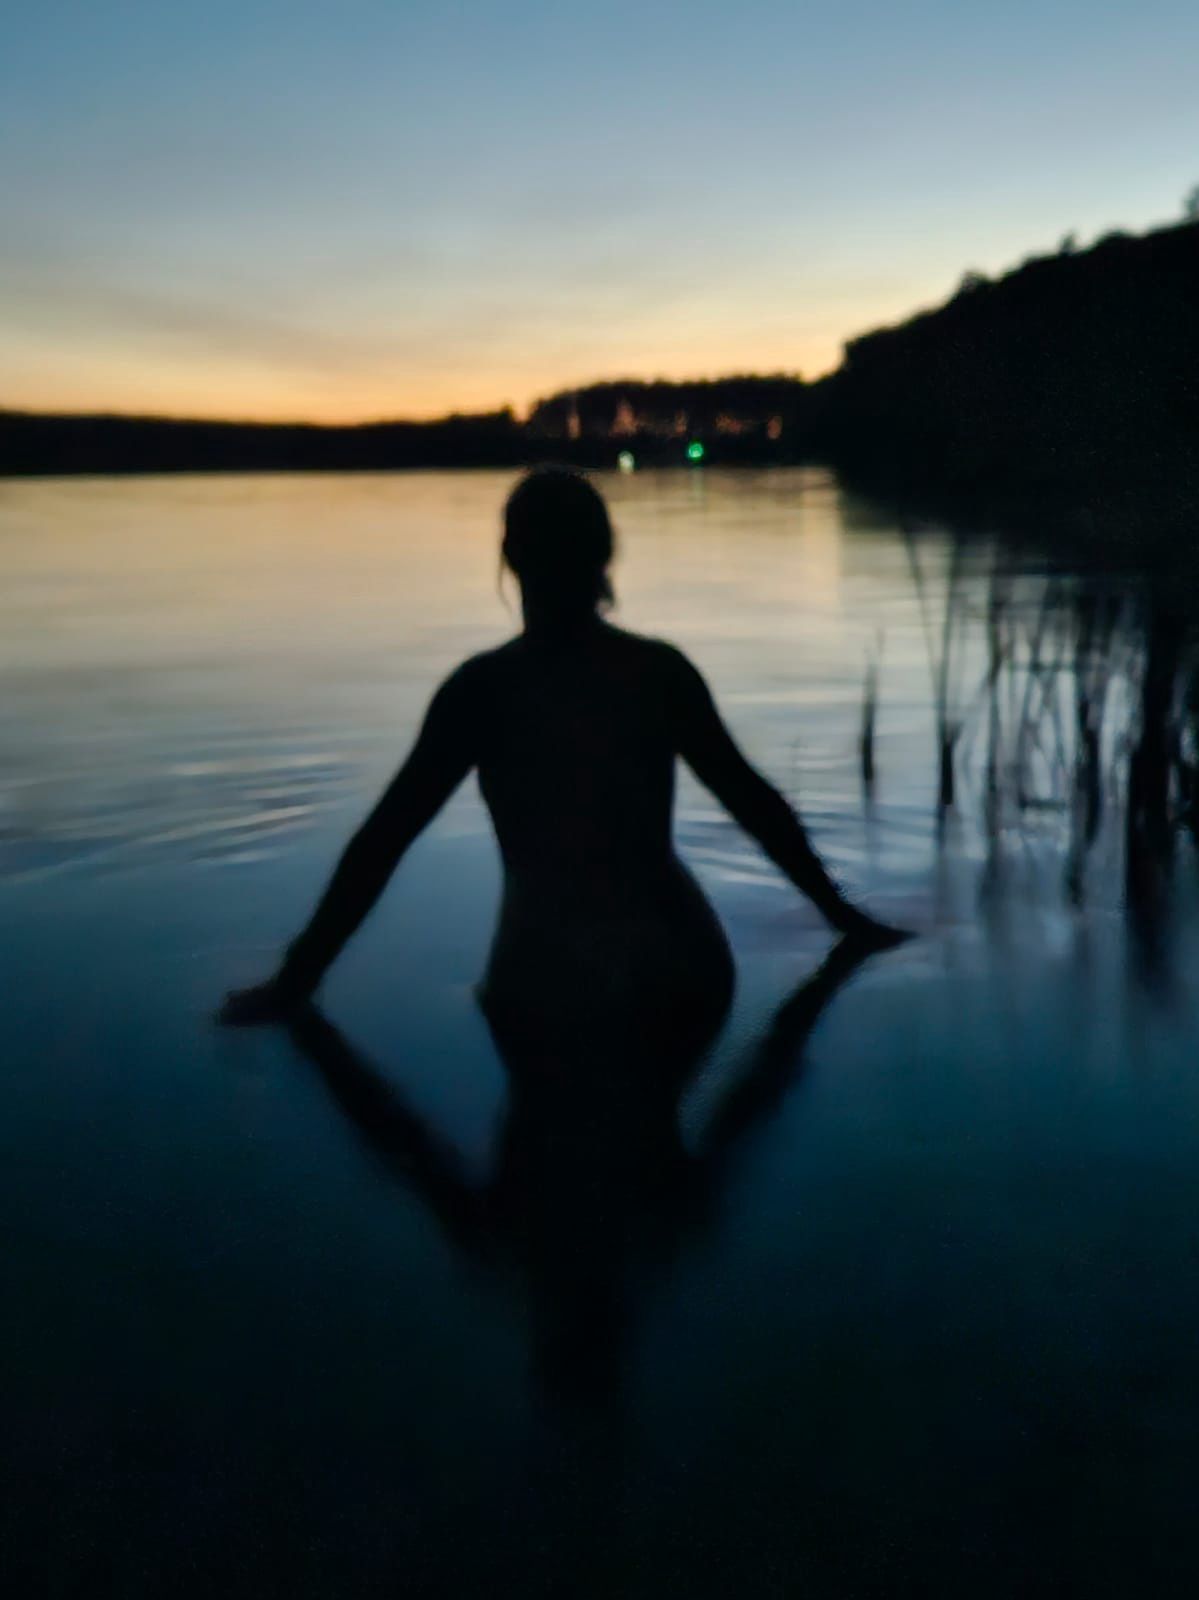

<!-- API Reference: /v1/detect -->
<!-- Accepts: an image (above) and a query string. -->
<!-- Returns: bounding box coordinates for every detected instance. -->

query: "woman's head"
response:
[502,466,614,622]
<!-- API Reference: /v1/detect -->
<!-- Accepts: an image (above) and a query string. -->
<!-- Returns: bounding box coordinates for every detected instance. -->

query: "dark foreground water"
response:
[4,470,1199,1596]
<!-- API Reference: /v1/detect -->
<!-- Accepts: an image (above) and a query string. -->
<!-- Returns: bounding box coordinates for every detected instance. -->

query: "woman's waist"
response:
[498,850,705,914]
[483,859,735,1053]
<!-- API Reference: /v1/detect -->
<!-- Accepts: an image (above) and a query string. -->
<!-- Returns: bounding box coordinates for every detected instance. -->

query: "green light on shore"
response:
[617,450,635,473]
[686,440,705,462]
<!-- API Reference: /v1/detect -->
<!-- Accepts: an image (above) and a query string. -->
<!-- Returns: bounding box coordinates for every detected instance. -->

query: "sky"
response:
[2,0,1197,422]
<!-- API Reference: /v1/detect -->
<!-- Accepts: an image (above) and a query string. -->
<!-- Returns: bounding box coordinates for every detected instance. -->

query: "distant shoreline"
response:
[0,401,811,479]
[5,219,1198,531]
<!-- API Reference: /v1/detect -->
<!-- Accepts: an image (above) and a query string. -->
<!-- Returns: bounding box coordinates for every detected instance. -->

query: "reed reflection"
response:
[870,504,1199,994]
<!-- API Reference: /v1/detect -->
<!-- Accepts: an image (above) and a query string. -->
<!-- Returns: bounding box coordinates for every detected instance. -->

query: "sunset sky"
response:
[3,0,1197,422]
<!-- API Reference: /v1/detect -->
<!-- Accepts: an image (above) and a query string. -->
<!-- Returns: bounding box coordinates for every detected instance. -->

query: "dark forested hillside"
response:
[804,219,1199,525]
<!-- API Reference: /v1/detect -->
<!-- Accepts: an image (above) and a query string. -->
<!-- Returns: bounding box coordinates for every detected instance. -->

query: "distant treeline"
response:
[0,378,809,476]
[526,375,807,455]
[4,218,1198,510]
[0,408,528,477]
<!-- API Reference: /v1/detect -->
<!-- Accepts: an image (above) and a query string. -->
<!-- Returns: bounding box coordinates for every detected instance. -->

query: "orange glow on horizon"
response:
[0,332,851,425]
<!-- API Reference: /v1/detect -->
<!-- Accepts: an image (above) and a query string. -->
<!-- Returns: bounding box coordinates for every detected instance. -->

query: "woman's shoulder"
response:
[423,642,503,708]
[440,627,706,698]
[589,627,714,720]
[604,625,705,687]
[439,633,558,704]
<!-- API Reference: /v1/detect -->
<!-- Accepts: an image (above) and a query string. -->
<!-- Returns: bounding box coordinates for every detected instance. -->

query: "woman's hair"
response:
[501,466,615,614]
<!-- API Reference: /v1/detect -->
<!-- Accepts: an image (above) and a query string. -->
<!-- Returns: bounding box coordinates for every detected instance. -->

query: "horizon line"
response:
[0,369,813,433]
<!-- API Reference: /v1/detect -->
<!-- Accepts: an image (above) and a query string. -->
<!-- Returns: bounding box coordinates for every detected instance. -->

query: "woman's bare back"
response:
[467,622,694,889]
[221,623,897,1030]
[218,469,902,1035]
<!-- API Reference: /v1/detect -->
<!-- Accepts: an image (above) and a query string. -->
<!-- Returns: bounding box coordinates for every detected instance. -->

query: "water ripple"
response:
[0,742,362,883]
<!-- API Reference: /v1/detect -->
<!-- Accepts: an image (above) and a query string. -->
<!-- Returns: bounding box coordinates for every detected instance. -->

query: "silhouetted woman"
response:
[221,467,900,1036]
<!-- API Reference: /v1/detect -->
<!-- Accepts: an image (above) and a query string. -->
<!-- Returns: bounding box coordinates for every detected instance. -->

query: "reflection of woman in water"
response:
[222,466,901,1032]
[281,937,879,1412]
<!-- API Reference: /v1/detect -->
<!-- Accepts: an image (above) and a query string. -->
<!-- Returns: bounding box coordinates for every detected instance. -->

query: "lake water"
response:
[4,469,1199,1596]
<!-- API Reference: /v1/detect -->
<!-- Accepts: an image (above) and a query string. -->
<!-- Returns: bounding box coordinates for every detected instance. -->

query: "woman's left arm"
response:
[219,661,481,1024]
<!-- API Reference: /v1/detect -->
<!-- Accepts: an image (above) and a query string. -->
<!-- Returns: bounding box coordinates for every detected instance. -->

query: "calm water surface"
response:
[3,470,1198,1596]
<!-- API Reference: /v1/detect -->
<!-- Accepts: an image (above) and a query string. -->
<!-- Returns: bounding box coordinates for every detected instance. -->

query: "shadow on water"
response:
[283,939,879,1589]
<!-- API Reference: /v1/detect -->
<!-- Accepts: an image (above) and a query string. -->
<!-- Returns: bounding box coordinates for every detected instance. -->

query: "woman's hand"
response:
[217,975,309,1027]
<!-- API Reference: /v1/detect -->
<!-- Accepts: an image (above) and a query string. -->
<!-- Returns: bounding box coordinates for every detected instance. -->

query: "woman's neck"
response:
[520,603,604,640]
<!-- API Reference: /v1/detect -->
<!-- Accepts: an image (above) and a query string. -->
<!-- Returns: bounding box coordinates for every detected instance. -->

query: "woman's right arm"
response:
[667,647,904,944]
[219,660,482,1023]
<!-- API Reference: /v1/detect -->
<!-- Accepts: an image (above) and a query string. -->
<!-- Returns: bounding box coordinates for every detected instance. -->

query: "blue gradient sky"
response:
[2,0,1196,420]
